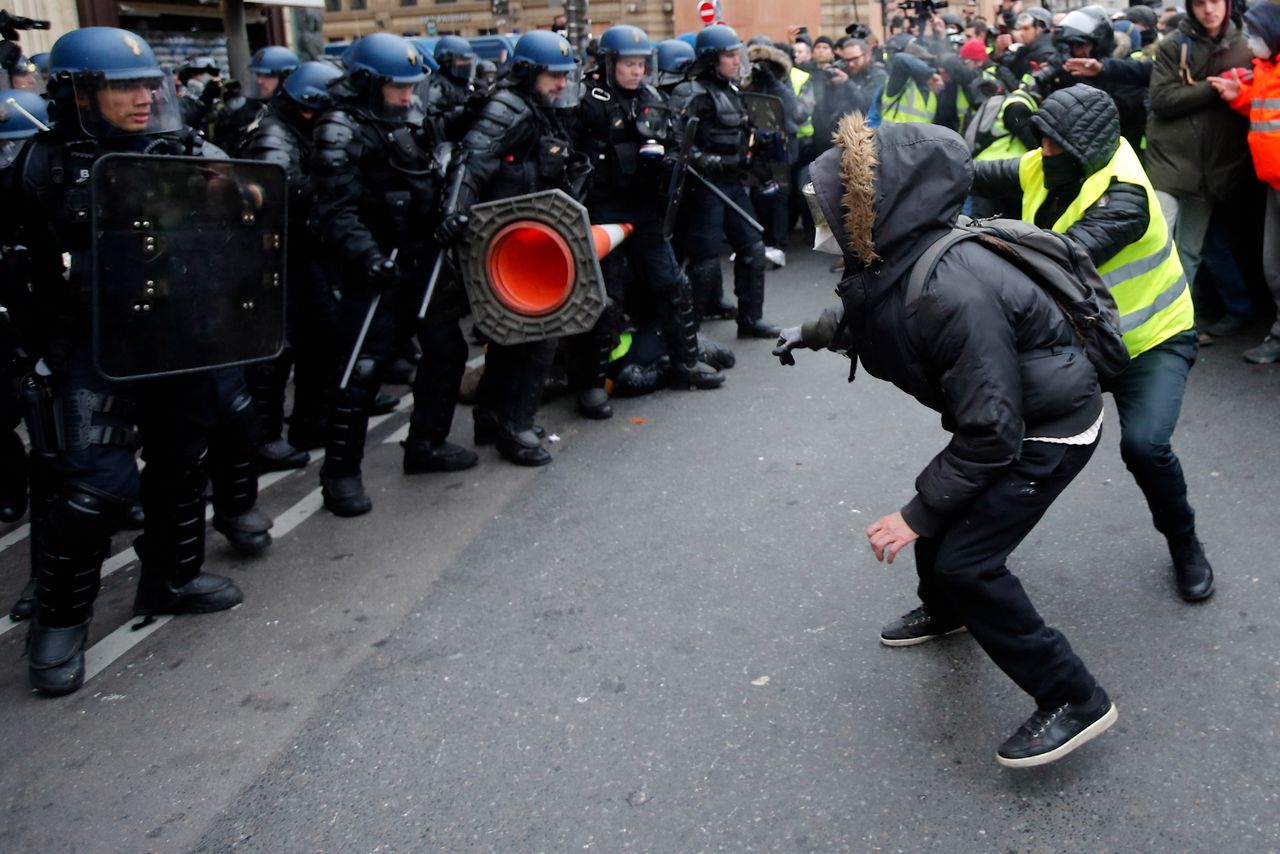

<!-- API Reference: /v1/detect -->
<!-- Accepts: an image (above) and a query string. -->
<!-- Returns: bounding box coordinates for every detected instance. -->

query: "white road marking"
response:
[4,401,411,676]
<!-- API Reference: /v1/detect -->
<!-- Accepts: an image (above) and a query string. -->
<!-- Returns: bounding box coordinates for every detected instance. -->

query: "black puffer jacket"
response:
[1146,16,1253,201]
[972,85,1149,269]
[799,118,1103,537]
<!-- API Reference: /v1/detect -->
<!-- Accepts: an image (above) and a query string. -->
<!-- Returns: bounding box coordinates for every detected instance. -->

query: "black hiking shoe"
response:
[997,686,1118,768]
[879,605,967,647]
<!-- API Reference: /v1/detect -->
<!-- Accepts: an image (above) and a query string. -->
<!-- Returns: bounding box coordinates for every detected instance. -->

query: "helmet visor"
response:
[447,54,476,85]
[72,68,181,138]
[246,72,287,101]
[536,65,581,108]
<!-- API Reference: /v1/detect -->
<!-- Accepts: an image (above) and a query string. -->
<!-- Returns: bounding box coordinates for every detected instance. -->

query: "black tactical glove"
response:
[692,152,723,178]
[365,255,400,290]
[772,326,804,366]
[436,212,469,246]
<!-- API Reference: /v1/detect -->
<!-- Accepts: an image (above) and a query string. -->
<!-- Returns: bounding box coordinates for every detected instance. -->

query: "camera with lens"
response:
[844,23,871,39]
[897,0,947,17]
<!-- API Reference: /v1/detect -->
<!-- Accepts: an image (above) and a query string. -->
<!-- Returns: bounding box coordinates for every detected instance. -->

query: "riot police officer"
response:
[427,35,478,142]
[569,24,724,419]
[214,45,299,153]
[438,30,592,466]
[238,61,343,474]
[672,24,780,339]
[18,27,247,695]
[655,38,695,95]
[311,33,474,517]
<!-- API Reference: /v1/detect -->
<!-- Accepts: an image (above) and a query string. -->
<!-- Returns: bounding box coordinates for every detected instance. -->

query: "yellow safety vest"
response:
[1018,139,1193,358]
[975,89,1038,162]
[956,88,972,133]
[790,66,814,138]
[881,80,936,124]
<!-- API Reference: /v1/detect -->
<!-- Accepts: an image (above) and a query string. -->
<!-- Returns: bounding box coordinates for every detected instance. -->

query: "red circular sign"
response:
[697,0,717,24]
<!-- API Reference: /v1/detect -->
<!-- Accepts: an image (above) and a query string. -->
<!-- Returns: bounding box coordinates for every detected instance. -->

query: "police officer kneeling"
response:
[776,116,1116,768]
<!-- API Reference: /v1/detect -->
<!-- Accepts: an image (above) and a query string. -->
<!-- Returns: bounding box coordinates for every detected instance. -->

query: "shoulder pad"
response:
[474,90,530,133]
[314,110,357,148]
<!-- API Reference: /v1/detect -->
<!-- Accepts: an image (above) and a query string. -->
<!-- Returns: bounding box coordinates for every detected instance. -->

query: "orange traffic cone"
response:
[486,220,633,317]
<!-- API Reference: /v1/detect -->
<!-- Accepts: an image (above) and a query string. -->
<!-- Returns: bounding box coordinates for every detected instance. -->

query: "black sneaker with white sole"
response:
[879,605,967,647]
[996,685,1118,768]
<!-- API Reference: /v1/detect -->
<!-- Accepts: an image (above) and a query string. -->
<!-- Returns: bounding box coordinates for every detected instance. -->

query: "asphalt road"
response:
[1,248,1278,853]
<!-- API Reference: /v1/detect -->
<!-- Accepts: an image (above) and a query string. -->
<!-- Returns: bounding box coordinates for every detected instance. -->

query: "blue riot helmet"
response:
[693,24,746,81]
[0,50,38,92]
[676,32,698,48]
[0,88,50,138]
[248,45,300,99]
[48,27,182,138]
[343,32,432,119]
[510,30,581,107]
[281,60,344,112]
[656,39,695,87]
[598,24,656,90]
[434,35,477,85]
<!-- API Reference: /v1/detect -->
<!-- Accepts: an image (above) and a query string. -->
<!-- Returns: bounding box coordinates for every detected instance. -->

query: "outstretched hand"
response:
[773,326,804,365]
[867,512,919,564]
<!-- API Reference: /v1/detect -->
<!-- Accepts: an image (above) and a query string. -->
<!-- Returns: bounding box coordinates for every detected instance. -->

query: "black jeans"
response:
[914,439,1100,708]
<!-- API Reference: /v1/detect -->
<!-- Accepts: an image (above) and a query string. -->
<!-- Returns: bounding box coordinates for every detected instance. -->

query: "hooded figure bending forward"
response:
[775,116,1117,769]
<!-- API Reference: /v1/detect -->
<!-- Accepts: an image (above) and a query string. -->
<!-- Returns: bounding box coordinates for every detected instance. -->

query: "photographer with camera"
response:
[880,42,946,126]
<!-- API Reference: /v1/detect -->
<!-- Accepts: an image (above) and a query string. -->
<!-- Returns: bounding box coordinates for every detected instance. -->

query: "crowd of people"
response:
[763,0,1280,363]
[0,0,1273,766]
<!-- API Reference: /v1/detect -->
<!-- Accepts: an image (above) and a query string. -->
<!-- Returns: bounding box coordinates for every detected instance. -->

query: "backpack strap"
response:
[904,227,977,306]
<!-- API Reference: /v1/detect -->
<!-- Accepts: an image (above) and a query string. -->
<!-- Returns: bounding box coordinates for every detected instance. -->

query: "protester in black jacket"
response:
[773,116,1116,769]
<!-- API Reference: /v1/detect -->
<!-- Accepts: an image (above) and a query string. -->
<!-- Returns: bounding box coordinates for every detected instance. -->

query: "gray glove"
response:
[772,326,804,366]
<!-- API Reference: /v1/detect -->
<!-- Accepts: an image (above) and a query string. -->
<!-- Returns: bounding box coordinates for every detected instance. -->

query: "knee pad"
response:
[736,241,765,271]
[350,356,381,389]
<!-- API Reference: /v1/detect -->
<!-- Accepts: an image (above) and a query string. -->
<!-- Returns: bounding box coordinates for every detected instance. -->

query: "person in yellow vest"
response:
[973,85,1214,603]
[879,45,944,125]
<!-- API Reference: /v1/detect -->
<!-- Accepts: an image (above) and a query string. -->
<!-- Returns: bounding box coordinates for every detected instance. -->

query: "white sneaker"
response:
[764,247,786,268]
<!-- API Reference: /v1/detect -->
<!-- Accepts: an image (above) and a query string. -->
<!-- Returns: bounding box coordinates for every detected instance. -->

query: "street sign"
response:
[697,0,717,24]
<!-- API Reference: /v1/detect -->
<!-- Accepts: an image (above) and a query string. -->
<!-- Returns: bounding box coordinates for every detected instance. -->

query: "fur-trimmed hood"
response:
[746,44,793,75]
[808,115,972,308]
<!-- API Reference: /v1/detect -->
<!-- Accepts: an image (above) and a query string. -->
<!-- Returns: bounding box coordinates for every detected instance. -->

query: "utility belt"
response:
[21,369,143,456]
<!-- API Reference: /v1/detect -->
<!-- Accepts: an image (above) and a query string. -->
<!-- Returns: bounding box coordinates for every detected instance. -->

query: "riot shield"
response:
[91,153,287,381]
[742,91,790,191]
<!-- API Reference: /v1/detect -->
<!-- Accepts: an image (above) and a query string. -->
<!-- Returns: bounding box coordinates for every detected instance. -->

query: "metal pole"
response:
[340,249,397,390]
[222,0,252,88]
[563,0,590,60]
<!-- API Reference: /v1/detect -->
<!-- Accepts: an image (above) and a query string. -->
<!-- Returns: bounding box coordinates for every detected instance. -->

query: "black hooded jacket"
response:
[799,119,1102,537]
[971,85,1149,269]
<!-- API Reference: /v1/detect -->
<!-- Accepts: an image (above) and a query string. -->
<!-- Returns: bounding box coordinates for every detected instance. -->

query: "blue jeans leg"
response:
[1105,331,1198,539]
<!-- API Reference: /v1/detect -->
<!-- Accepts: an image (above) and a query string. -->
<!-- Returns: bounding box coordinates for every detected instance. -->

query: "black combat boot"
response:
[612,359,669,397]
[734,242,781,339]
[368,391,402,415]
[210,436,273,556]
[572,331,614,420]
[658,285,724,390]
[247,354,309,472]
[27,489,113,696]
[1168,533,1215,602]
[9,452,57,621]
[403,318,477,474]
[321,392,373,517]
[697,334,736,370]
[133,462,242,617]
[473,407,545,444]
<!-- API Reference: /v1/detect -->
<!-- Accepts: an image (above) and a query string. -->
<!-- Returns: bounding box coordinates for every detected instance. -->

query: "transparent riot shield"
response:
[91,153,287,381]
[741,91,790,191]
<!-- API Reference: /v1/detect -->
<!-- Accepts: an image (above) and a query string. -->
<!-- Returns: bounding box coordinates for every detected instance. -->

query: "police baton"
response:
[686,166,766,235]
[418,154,467,321]
[339,248,396,390]
[3,97,51,132]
